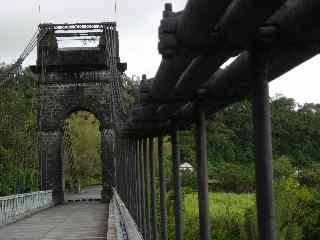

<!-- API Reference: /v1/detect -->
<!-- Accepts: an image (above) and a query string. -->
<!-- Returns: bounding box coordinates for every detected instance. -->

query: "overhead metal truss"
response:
[39,22,116,32]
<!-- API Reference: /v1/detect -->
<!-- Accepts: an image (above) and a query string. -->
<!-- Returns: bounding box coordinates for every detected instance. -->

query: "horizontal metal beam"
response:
[176,0,233,48]
[39,22,116,31]
[30,64,109,73]
[267,0,320,42]
[215,0,286,48]
[55,32,103,37]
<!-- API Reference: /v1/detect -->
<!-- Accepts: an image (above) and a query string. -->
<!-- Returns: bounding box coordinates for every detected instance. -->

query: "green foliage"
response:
[271,95,320,166]
[209,162,255,193]
[0,67,39,196]
[64,111,102,191]
[273,155,296,180]
[207,100,254,166]
[181,192,255,240]
[243,156,320,240]
[298,163,320,191]
[181,170,197,190]
[178,96,320,173]
[244,177,318,240]
[121,75,140,114]
[162,96,320,239]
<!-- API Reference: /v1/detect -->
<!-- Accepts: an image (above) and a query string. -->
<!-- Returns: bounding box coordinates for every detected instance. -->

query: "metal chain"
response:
[63,123,79,191]
[104,27,126,129]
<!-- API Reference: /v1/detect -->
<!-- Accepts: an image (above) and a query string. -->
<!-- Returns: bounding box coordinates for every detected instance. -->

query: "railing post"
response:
[139,138,147,237]
[195,100,210,240]
[134,138,140,225]
[143,137,151,240]
[117,139,122,197]
[149,137,157,240]
[130,138,135,216]
[116,138,121,193]
[121,139,126,200]
[135,138,142,230]
[158,135,168,240]
[171,119,182,240]
[130,138,134,218]
[125,138,129,208]
[128,138,131,210]
[122,139,126,205]
[251,49,277,240]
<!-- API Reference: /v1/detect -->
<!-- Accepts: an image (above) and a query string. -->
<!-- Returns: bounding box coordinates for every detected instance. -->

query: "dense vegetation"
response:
[0,66,39,196]
[163,97,320,240]
[64,111,102,192]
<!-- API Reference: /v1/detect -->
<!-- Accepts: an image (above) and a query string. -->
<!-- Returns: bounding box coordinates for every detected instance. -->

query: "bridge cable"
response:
[0,28,48,87]
[104,27,127,129]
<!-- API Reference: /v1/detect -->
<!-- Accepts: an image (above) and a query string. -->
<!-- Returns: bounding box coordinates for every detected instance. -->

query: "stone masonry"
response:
[32,26,117,204]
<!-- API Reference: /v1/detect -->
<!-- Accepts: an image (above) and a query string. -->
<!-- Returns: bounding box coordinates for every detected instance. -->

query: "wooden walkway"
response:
[0,186,108,240]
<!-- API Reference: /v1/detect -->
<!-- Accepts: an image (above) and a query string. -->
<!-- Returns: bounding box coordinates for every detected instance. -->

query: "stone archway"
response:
[38,81,114,204]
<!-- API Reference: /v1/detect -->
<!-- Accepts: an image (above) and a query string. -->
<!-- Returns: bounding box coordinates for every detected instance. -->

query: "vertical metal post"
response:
[133,139,137,221]
[115,140,118,191]
[127,138,131,208]
[195,101,210,240]
[251,50,277,240]
[127,139,130,210]
[143,138,151,240]
[127,139,130,211]
[136,139,142,230]
[131,138,135,217]
[132,138,137,220]
[171,119,182,240]
[122,139,125,202]
[149,137,157,240]
[117,140,121,195]
[158,136,168,240]
[125,139,129,207]
[115,139,119,190]
[139,138,147,237]
[120,139,124,198]
[135,139,140,225]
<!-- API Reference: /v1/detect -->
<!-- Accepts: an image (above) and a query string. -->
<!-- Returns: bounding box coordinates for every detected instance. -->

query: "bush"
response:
[298,164,320,190]
[183,192,255,240]
[209,162,255,193]
[181,170,197,190]
[273,155,296,180]
[244,177,320,240]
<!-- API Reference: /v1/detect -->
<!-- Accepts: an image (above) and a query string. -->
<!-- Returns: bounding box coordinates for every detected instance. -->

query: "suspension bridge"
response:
[0,0,319,239]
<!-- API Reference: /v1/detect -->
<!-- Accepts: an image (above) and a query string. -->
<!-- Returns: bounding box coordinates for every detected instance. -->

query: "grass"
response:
[182,192,255,240]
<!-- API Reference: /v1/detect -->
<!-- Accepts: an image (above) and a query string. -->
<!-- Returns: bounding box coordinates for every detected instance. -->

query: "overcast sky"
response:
[1,0,319,104]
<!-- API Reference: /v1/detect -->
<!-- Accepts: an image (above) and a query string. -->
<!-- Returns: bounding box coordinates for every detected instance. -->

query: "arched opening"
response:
[63,111,102,200]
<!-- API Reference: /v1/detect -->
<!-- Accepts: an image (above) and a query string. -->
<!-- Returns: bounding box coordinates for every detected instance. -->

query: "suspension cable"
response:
[0,28,48,87]
[104,27,126,128]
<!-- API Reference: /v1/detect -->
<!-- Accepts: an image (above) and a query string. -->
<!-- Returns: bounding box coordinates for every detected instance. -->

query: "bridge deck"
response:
[0,202,108,240]
[0,186,108,240]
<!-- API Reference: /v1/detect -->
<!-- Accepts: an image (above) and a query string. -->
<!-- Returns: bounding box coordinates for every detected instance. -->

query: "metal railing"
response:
[0,190,54,226]
[108,190,143,240]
